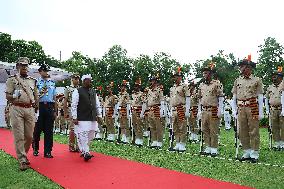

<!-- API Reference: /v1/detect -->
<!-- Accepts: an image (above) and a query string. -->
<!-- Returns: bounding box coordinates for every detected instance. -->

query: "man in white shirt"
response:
[71,74,103,161]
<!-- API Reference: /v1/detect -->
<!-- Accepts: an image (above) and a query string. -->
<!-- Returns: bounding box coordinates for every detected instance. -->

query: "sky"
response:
[0,0,284,64]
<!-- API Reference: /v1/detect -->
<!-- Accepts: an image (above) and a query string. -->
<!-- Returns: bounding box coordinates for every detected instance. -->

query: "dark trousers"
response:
[33,102,55,154]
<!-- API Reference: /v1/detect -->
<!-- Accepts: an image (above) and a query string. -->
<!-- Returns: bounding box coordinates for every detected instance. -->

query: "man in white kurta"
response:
[71,74,102,161]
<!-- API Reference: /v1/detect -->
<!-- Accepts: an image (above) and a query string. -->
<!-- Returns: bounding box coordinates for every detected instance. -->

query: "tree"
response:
[0,32,12,62]
[256,37,284,88]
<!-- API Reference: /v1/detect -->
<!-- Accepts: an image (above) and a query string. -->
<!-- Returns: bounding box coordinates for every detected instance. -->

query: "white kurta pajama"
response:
[71,89,101,155]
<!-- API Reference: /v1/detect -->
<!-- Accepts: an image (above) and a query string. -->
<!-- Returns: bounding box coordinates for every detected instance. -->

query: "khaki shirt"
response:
[64,86,78,106]
[5,74,38,104]
[190,87,199,106]
[118,91,130,107]
[266,84,281,106]
[132,91,143,107]
[169,83,189,107]
[147,86,164,107]
[104,94,118,108]
[198,80,224,106]
[232,75,264,100]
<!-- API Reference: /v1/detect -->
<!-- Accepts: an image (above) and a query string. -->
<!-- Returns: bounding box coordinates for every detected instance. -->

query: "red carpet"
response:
[0,128,253,189]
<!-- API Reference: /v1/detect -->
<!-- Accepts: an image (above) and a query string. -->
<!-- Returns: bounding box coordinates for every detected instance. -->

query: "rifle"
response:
[234,117,239,160]
[268,115,273,150]
[168,116,174,151]
[198,118,204,154]
[127,104,134,144]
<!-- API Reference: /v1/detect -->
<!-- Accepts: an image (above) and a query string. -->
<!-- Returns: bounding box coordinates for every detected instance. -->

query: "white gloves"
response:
[217,97,224,118]
[126,103,132,119]
[113,103,119,118]
[281,91,284,116]
[13,89,22,99]
[185,96,191,118]
[140,103,146,118]
[35,111,39,122]
[231,94,237,119]
[258,94,264,120]
[160,101,166,118]
[197,102,202,120]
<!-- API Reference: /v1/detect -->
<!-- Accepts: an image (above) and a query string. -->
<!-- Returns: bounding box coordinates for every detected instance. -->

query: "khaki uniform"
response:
[55,99,65,132]
[232,75,263,151]
[118,91,130,137]
[141,91,149,135]
[267,84,284,142]
[169,83,189,143]
[64,85,79,151]
[96,96,104,137]
[189,87,199,135]
[199,80,224,149]
[147,86,164,143]
[132,91,144,140]
[104,94,118,135]
[5,74,38,164]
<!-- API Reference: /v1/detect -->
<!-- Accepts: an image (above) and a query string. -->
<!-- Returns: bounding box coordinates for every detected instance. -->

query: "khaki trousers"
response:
[10,106,35,163]
[201,110,220,148]
[148,111,164,142]
[189,115,198,134]
[172,110,187,143]
[120,116,130,137]
[55,115,66,131]
[106,116,115,134]
[270,109,284,142]
[132,110,143,139]
[143,114,149,132]
[66,109,78,151]
[238,106,260,151]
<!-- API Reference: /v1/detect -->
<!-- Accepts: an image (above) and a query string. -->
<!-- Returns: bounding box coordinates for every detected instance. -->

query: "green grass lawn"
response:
[1,127,284,189]
[0,149,62,189]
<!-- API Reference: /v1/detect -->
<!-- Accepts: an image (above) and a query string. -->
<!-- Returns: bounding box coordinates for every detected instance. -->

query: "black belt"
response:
[39,102,55,107]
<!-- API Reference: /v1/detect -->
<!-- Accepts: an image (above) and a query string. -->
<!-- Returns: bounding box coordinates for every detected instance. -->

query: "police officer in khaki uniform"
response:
[104,82,118,141]
[141,87,150,137]
[5,57,38,171]
[55,94,65,133]
[169,69,190,152]
[188,81,199,142]
[117,80,131,143]
[268,67,284,150]
[131,78,144,146]
[94,93,104,140]
[231,57,264,163]
[145,75,165,148]
[198,64,224,157]
[63,73,80,152]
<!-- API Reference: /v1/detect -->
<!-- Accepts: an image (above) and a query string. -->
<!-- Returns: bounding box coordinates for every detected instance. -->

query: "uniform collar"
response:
[241,75,253,79]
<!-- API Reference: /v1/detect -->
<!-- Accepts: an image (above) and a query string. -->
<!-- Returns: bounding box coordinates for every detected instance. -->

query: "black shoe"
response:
[44,153,54,158]
[200,151,210,156]
[239,157,251,162]
[273,147,281,151]
[33,150,39,156]
[84,153,94,161]
[250,158,258,163]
